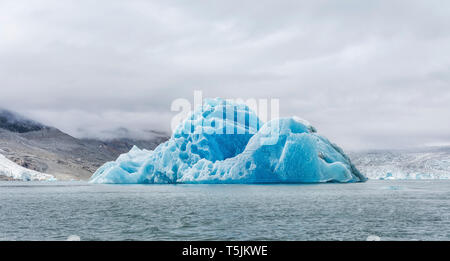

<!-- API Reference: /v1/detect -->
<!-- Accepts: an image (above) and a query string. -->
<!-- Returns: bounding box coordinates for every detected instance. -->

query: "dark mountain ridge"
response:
[0,109,46,133]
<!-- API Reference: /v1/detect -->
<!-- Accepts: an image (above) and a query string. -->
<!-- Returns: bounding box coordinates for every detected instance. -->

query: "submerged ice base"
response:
[90,99,366,184]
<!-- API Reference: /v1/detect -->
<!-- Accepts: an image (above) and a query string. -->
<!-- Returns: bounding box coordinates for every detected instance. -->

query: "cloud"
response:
[0,0,449,149]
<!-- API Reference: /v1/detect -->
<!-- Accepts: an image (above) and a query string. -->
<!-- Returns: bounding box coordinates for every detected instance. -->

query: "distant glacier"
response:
[349,148,450,180]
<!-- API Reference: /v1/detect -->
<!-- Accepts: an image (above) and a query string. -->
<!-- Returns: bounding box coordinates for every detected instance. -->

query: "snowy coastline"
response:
[0,154,55,181]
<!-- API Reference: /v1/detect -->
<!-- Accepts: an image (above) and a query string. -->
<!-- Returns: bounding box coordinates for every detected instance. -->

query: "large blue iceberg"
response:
[89,98,366,184]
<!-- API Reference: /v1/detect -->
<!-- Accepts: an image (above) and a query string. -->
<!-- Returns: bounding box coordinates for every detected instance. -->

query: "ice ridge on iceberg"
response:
[89,98,366,184]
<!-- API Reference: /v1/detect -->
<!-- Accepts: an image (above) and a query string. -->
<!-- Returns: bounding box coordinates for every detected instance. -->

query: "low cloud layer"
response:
[1,0,449,150]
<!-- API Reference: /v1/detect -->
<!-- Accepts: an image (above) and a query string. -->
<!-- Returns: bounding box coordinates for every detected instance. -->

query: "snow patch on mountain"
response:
[0,154,55,181]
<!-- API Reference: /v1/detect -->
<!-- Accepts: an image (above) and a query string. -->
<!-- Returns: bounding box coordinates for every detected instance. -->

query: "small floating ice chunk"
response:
[366,235,381,241]
[66,235,81,241]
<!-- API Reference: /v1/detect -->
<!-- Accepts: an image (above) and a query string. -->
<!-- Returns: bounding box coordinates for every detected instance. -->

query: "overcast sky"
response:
[1,0,449,150]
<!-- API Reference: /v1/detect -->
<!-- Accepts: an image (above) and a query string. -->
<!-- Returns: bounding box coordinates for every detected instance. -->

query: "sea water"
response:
[0,180,449,241]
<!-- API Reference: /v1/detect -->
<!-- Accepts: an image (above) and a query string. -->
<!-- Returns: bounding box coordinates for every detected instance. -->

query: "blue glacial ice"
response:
[89,98,366,184]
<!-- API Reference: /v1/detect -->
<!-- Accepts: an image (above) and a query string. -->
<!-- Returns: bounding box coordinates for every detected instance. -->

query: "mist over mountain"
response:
[76,126,169,141]
[0,109,169,180]
[0,109,47,133]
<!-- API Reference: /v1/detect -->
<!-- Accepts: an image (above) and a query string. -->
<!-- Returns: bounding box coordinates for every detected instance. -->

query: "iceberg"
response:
[90,98,366,184]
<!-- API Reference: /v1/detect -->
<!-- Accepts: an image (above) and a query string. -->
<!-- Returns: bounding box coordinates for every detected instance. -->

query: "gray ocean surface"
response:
[0,180,449,241]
